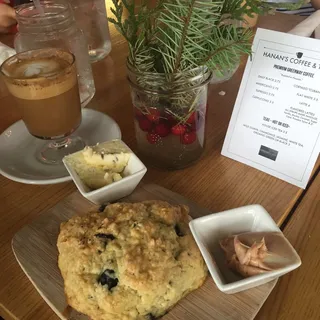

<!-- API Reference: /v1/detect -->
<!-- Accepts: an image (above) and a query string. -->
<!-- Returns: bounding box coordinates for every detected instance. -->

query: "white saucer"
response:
[0,109,121,185]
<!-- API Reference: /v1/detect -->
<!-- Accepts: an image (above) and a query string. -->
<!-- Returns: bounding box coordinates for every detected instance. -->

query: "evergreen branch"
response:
[109,0,299,79]
[172,0,196,73]
[108,0,131,43]
[202,40,243,64]
[156,0,223,73]
[202,26,253,71]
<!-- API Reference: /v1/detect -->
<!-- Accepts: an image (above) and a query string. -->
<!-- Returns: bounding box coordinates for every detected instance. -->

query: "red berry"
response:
[182,131,196,144]
[134,107,144,119]
[171,124,186,136]
[186,112,196,124]
[187,122,197,132]
[147,132,161,144]
[155,123,170,137]
[165,112,177,126]
[146,108,161,122]
[138,117,152,132]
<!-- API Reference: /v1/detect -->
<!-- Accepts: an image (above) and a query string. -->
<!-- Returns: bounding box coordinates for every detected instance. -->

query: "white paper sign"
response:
[222,28,320,188]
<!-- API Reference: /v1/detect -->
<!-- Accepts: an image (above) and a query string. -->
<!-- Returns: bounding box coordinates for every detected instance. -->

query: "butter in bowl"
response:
[63,139,147,204]
[219,232,295,279]
[189,205,301,294]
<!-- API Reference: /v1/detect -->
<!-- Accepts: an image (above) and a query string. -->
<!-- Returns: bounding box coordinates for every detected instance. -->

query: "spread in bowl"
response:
[220,232,295,278]
[64,140,131,190]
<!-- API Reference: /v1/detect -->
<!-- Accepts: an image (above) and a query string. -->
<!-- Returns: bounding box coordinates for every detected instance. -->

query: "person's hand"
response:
[0,3,16,34]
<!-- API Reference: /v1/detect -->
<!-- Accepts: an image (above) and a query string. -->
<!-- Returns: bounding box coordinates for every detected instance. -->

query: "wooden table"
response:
[256,168,320,320]
[0,11,319,320]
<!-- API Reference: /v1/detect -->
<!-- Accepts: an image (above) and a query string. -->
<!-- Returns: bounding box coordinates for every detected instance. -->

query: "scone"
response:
[57,201,207,320]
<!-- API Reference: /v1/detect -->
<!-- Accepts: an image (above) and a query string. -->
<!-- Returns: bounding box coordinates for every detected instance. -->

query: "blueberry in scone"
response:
[57,201,207,320]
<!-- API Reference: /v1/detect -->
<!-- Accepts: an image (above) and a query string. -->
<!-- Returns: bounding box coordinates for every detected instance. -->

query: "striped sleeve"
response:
[276,3,315,15]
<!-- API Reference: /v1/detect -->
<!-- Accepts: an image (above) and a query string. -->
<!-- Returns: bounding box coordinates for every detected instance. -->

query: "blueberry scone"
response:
[57,201,207,320]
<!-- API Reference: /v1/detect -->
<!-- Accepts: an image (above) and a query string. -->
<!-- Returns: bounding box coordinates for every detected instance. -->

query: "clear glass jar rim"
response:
[127,62,212,94]
[127,61,209,78]
[15,0,70,20]
[0,48,76,81]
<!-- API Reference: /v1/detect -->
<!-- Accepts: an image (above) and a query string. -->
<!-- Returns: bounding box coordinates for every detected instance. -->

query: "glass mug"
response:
[14,0,96,107]
[0,48,85,164]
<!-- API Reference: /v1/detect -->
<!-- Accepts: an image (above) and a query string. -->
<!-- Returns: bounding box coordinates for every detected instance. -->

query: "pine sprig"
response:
[108,0,307,78]
[171,0,197,73]
[221,0,266,21]
[156,0,224,73]
[203,26,253,74]
[131,33,155,72]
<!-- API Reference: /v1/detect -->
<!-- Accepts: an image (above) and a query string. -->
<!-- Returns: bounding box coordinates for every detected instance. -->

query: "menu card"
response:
[222,28,320,188]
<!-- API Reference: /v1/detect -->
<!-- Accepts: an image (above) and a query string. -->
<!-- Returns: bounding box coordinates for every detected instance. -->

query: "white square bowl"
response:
[63,140,147,205]
[189,205,301,294]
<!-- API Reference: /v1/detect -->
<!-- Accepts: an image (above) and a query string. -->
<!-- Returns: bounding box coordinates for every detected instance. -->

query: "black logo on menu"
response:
[296,52,303,59]
[259,145,278,161]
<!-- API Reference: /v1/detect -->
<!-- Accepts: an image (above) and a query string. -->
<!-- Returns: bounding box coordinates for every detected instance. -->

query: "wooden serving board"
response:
[12,184,276,320]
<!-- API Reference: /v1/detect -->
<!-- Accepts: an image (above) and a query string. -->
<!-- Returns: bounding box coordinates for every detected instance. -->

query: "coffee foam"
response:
[12,59,64,78]
[3,56,77,100]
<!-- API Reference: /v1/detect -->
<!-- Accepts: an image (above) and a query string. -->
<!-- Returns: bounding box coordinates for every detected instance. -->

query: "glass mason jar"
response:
[14,0,95,107]
[127,65,212,170]
[69,0,112,63]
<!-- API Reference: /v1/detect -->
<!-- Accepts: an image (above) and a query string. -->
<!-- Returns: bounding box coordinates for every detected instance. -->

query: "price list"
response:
[222,29,320,188]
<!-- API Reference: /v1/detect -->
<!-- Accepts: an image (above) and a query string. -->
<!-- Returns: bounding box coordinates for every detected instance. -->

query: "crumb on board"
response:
[219,91,226,96]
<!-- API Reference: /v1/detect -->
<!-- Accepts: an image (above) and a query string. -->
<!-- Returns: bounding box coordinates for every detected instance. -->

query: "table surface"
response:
[255,168,320,320]
[0,11,319,320]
